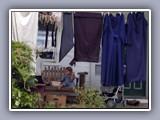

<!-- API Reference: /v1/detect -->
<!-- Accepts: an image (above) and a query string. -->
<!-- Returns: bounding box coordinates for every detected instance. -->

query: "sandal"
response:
[127,100,140,106]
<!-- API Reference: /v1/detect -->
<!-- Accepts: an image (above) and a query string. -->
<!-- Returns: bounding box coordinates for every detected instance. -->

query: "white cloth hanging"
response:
[12,12,39,74]
[52,12,62,22]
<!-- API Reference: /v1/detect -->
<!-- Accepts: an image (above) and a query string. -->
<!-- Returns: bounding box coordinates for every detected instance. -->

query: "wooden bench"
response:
[41,66,88,103]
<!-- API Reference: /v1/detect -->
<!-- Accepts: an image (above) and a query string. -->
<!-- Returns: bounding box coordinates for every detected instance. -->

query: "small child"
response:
[58,66,75,89]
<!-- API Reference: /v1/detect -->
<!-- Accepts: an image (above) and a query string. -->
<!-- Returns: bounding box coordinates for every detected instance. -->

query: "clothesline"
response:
[101,11,146,16]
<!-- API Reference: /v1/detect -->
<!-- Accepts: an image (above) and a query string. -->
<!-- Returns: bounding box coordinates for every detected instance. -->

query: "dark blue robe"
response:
[126,12,148,83]
[101,13,126,87]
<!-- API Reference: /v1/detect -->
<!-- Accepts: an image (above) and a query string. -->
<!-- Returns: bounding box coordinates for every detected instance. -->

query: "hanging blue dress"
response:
[101,13,126,87]
[126,12,148,83]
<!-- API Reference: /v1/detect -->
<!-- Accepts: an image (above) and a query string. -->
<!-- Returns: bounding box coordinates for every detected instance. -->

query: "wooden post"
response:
[78,72,88,88]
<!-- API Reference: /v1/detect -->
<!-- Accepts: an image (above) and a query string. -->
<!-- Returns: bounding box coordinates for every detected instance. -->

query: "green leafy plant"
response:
[12,41,37,91]
[11,41,42,108]
[43,102,56,108]
[12,80,43,108]
[71,88,106,108]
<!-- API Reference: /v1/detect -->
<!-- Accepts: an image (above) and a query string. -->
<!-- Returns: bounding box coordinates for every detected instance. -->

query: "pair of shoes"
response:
[126,100,140,106]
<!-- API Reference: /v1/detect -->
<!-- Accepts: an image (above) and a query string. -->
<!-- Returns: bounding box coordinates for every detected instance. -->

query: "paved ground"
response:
[115,103,148,109]
[63,98,149,109]
[65,103,148,109]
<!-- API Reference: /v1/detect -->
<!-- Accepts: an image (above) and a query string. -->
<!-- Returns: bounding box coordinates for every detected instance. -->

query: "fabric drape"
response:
[12,12,39,73]
[59,12,74,62]
[101,13,126,86]
[126,12,148,83]
[71,12,103,65]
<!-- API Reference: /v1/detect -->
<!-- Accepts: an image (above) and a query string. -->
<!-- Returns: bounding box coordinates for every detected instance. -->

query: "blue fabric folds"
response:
[126,12,148,83]
[101,13,126,86]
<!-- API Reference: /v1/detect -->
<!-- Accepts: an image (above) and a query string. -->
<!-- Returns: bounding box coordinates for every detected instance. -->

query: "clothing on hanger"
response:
[70,12,103,65]
[38,19,57,49]
[54,26,58,47]
[44,22,49,48]
[101,13,126,87]
[44,21,56,48]
[59,12,74,62]
[52,22,58,48]
[12,12,39,74]
[37,15,57,60]
[51,22,56,47]
[125,12,148,83]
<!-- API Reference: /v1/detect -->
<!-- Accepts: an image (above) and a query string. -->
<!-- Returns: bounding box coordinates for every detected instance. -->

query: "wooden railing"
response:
[41,66,88,88]
[42,66,65,83]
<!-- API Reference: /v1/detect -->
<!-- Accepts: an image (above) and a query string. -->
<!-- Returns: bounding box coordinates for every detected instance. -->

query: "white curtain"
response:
[12,12,39,74]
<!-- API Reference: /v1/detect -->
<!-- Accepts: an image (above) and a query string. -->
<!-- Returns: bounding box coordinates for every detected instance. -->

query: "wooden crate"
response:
[46,94,67,107]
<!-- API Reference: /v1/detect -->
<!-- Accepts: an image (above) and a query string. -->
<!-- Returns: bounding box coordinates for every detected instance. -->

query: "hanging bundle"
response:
[39,12,57,25]
[37,12,58,58]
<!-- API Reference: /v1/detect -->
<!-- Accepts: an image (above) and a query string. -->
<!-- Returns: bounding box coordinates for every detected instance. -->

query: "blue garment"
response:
[60,74,75,88]
[59,12,74,62]
[126,12,148,82]
[101,13,126,87]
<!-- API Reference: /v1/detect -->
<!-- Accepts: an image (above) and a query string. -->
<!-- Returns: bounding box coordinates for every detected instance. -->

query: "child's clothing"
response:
[60,74,75,88]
